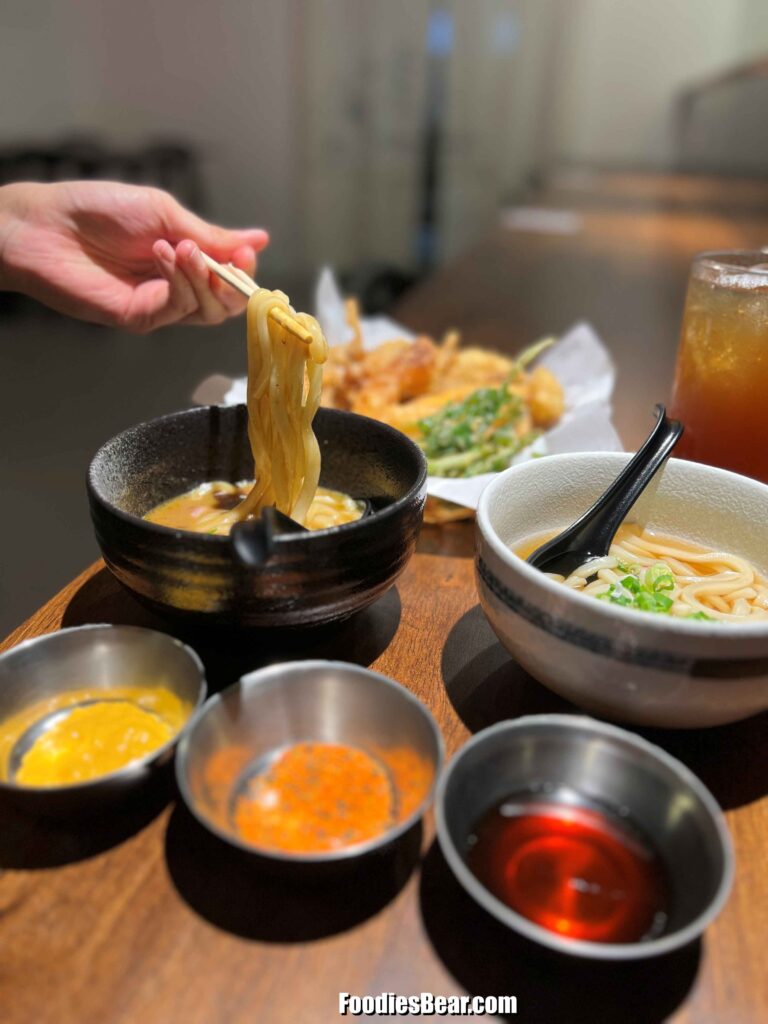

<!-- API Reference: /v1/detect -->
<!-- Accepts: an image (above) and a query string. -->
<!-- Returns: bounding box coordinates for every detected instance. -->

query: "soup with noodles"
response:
[145,285,363,533]
[146,481,364,535]
[517,524,768,623]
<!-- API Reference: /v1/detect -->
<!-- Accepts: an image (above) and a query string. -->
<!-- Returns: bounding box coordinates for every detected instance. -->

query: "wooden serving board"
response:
[1,525,766,1024]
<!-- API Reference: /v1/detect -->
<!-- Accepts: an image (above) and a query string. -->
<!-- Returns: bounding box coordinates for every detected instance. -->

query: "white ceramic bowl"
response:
[476,453,768,728]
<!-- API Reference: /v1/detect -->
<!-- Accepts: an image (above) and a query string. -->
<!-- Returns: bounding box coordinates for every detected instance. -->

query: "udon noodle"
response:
[541,524,768,623]
[238,288,328,525]
[146,287,364,534]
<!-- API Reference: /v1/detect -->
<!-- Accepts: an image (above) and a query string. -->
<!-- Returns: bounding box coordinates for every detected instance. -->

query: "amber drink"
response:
[670,252,768,481]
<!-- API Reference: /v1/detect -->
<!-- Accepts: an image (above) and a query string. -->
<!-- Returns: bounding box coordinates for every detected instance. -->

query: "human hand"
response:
[0,181,269,332]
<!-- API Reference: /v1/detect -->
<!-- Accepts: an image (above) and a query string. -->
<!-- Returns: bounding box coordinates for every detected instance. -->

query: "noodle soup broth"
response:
[516,524,768,624]
[145,481,365,535]
[89,403,427,628]
[476,451,768,726]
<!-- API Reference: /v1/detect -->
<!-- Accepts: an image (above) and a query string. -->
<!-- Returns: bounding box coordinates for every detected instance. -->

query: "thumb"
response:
[163,199,269,261]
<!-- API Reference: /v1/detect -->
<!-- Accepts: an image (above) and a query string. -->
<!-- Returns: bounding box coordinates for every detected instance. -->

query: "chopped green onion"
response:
[644,564,674,592]
[416,335,553,478]
[594,562,714,620]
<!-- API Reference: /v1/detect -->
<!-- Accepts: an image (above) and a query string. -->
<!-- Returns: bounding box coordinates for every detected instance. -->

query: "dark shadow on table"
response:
[0,770,172,869]
[441,604,576,733]
[636,713,768,811]
[418,522,475,560]
[61,568,161,631]
[419,841,701,1024]
[62,568,401,692]
[164,800,422,942]
[441,605,768,809]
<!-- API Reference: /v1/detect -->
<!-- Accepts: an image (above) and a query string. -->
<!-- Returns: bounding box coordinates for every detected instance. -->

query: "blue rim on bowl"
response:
[474,453,768,727]
[478,454,768,639]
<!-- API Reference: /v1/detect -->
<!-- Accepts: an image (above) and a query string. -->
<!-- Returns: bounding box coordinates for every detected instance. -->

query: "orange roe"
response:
[378,746,435,822]
[233,742,395,854]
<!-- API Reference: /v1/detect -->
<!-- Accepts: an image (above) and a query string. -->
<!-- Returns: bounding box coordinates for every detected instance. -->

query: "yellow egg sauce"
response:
[0,686,190,787]
[144,481,364,535]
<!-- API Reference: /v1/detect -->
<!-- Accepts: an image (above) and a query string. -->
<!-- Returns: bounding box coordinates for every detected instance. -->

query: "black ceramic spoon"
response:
[231,507,308,567]
[230,500,373,567]
[527,404,683,578]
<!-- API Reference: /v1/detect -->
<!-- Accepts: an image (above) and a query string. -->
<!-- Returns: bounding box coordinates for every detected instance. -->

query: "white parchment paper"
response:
[221,268,623,511]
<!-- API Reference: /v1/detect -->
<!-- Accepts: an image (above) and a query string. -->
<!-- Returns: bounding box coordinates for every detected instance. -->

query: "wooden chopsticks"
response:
[200,252,313,344]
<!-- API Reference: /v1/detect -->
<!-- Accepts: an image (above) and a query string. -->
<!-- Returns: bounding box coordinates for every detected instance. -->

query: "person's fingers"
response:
[120,278,174,333]
[150,240,200,322]
[230,244,258,280]
[208,226,269,262]
[161,194,269,263]
[208,271,248,314]
[109,241,198,333]
[174,239,230,324]
[207,247,253,315]
[209,275,249,315]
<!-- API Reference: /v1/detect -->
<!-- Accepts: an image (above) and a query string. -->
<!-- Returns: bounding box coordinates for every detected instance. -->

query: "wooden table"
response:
[3,218,768,1022]
[2,524,767,1024]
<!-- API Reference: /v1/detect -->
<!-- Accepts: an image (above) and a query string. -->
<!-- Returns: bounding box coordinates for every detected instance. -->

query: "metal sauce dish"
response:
[176,660,444,870]
[0,624,207,816]
[436,715,733,960]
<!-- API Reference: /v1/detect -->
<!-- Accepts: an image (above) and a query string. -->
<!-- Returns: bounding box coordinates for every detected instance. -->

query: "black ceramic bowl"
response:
[87,405,427,628]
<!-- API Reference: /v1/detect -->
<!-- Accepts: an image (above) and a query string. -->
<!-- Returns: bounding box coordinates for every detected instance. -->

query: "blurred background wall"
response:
[4,0,767,278]
[544,0,768,169]
[2,0,768,633]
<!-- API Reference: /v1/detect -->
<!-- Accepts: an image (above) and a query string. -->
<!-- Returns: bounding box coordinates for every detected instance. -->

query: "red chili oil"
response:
[467,797,669,944]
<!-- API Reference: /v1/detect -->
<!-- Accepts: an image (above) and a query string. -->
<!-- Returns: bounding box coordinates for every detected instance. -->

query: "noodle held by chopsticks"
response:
[208,288,328,530]
[241,288,327,523]
[142,284,368,536]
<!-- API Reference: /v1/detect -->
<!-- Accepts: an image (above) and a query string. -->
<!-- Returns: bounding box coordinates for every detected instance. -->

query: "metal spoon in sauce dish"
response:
[527,404,683,578]
[7,698,170,782]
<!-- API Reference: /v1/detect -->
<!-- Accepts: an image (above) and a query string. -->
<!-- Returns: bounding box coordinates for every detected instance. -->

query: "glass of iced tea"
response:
[670,251,768,482]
